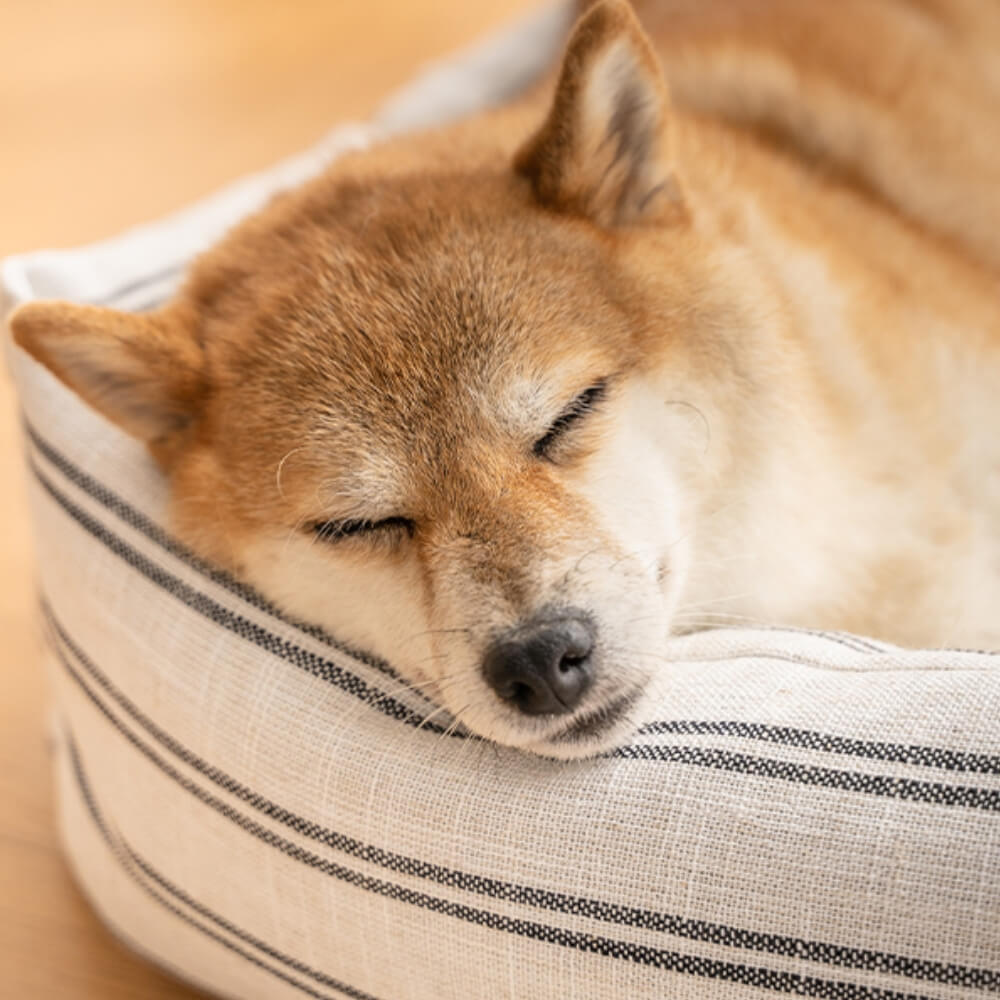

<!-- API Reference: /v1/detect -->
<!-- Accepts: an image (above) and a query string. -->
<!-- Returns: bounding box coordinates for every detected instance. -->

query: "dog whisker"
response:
[673,590,757,611]
[274,447,304,500]
[415,703,453,734]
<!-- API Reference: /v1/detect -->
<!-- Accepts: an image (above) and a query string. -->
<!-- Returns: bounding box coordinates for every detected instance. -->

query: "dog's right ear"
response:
[10,301,205,445]
[516,0,683,228]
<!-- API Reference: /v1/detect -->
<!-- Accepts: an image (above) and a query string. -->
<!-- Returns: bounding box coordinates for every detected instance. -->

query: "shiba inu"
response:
[11,0,1000,757]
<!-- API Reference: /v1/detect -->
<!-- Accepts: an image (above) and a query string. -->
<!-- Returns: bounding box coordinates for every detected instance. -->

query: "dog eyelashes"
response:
[533,380,609,459]
[309,516,415,544]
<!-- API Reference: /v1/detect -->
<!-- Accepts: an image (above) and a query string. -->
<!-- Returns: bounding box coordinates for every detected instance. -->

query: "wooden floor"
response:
[0,2,537,995]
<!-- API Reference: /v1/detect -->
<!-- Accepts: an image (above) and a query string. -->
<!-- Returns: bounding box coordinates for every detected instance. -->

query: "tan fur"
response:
[11,0,1000,756]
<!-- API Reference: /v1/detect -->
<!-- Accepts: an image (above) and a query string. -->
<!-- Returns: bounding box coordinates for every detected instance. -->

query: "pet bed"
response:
[4,4,999,998]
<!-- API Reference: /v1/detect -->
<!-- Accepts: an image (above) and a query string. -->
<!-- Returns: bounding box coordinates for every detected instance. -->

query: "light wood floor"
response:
[0,2,537,995]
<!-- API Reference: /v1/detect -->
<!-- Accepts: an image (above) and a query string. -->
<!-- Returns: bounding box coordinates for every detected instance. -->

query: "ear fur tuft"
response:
[10,301,205,445]
[516,0,682,227]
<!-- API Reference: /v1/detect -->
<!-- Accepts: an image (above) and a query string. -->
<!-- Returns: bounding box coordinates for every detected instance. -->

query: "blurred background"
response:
[0,2,537,995]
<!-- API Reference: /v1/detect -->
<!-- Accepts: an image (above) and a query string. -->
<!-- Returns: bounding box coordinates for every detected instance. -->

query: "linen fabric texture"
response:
[3,5,999,998]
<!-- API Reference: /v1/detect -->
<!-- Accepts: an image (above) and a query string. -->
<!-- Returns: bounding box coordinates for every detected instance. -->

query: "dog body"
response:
[13,0,1000,756]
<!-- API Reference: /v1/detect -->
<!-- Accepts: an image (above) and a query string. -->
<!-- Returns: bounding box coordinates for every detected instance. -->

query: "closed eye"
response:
[533,380,609,459]
[308,516,415,544]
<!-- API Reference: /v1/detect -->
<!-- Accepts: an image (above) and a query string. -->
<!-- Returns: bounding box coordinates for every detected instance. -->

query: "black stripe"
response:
[67,737,381,1000]
[27,420,1000,778]
[30,458,454,737]
[636,721,1000,776]
[47,609,1000,994]
[611,743,1000,811]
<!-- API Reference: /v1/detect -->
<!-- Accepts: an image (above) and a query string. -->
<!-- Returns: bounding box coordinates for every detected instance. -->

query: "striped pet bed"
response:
[4,5,1000,999]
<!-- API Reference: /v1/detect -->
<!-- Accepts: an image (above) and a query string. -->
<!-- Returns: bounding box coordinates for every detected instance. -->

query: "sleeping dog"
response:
[12,0,1000,757]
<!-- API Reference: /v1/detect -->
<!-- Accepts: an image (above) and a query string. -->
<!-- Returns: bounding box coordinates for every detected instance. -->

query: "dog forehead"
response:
[267,211,617,406]
[197,167,628,378]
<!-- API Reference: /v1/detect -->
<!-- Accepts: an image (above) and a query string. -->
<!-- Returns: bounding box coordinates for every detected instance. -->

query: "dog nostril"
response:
[482,612,596,716]
[511,681,533,701]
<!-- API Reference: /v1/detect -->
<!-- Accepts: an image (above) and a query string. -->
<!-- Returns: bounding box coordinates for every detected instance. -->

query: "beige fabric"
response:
[4,5,1000,997]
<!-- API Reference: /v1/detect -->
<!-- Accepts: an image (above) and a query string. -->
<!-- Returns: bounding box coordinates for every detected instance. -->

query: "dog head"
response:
[13,1,756,756]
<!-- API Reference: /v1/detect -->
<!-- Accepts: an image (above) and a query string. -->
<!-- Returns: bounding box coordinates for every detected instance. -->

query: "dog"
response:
[11,0,1000,758]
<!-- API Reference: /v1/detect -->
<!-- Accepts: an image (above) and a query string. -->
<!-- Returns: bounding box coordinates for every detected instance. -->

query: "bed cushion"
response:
[4,5,1000,998]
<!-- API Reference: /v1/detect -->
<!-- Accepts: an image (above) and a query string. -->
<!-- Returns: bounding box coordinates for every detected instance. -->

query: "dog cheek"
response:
[560,395,692,651]
[236,534,438,680]
[574,422,685,577]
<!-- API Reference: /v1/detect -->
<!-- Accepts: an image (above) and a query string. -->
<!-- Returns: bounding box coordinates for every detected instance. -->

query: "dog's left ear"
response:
[515,0,682,228]
[10,300,205,447]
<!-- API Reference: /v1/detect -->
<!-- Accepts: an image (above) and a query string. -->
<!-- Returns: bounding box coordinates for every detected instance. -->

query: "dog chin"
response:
[489,687,649,760]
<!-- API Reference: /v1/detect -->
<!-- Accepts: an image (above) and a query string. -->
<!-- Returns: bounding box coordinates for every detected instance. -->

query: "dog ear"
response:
[10,301,205,444]
[515,0,682,227]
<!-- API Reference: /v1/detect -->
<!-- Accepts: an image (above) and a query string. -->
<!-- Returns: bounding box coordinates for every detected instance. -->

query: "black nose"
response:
[483,612,596,715]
